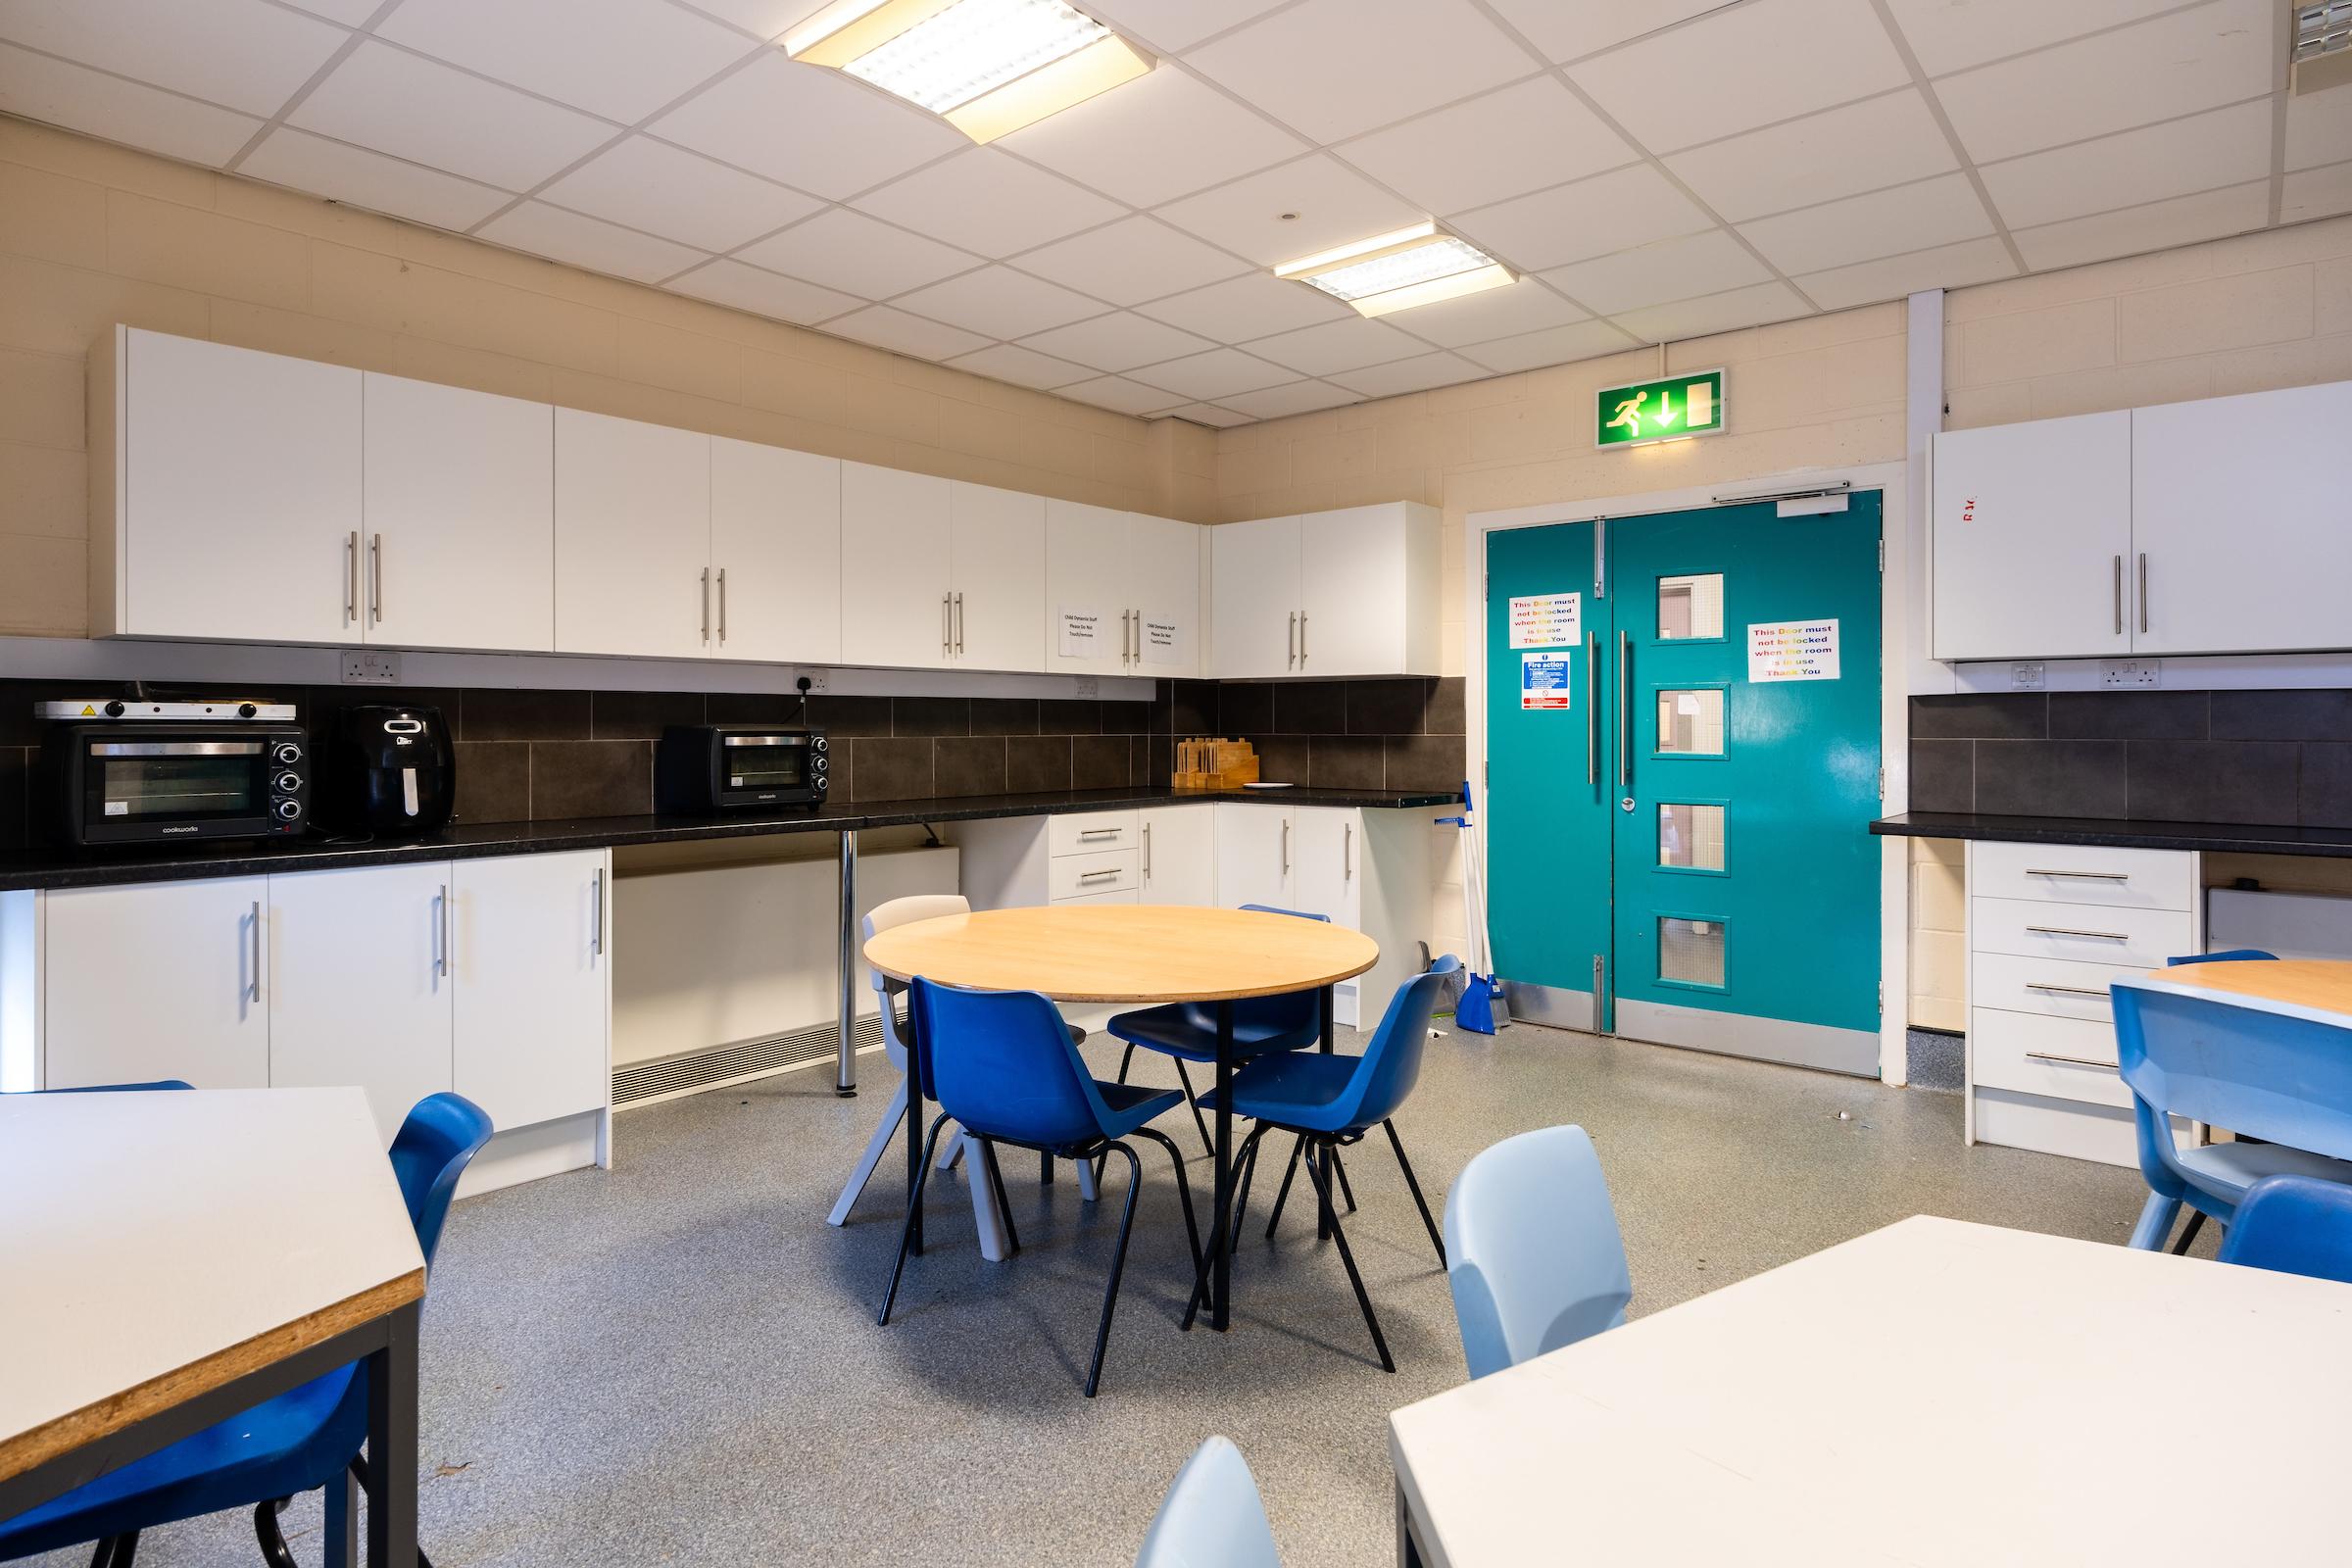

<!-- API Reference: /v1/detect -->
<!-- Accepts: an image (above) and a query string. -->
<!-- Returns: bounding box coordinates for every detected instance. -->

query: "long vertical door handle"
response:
[369,533,382,623]
[1298,611,1307,664]
[1616,629,1632,790]
[954,591,964,655]
[1288,611,1298,668]
[344,531,359,624]
[249,900,263,1003]
[1344,821,1352,881]
[435,884,449,978]
[1586,632,1599,785]
[1281,819,1291,878]
[2112,555,2123,636]
[700,567,711,644]
[943,593,952,657]
[716,567,727,645]
[2136,553,2148,635]
[591,867,605,958]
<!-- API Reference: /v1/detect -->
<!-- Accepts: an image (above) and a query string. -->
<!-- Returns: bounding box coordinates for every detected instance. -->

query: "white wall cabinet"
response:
[364,374,555,652]
[42,877,270,1090]
[452,851,610,1134]
[1049,504,1205,678]
[555,409,712,662]
[1132,513,1204,678]
[710,437,841,665]
[840,462,953,668]
[1210,515,1302,680]
[950,482,1046,671]
[1139,805,1216,906]
[1211,503,1442,679]
[1931,411,2132,662]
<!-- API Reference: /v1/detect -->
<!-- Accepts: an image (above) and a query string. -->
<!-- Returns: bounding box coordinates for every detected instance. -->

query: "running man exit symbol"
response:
[1595,369,1725,448]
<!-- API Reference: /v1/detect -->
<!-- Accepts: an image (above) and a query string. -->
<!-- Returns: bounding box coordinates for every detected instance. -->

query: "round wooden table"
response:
[864,905,1379,1331]
[2151,958,2352,1016]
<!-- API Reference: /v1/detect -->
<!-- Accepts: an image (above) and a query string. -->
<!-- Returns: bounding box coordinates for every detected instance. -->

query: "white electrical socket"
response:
[796,669,829,694]
[1073,676,1100,698]
[2009,662,2044,691]
[2099,659,2162,688]
[340,651,402,685]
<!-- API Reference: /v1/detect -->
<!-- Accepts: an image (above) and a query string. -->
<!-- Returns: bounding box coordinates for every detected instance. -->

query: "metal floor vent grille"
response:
[612,1014,883,1106]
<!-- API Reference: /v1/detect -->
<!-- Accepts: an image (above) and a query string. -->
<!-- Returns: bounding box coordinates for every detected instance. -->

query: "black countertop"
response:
[0,785,1462,892]
[1872,811,2352,858]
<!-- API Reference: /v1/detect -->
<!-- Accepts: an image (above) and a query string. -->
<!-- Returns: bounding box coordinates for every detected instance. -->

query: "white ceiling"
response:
[2,0,2346,427]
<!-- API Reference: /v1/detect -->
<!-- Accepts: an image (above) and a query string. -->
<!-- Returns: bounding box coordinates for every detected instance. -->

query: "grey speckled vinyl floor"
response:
[27,1026,2185,1568]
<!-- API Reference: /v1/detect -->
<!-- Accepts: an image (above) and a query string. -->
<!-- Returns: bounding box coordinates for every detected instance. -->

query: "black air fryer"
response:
[320,705,455,837]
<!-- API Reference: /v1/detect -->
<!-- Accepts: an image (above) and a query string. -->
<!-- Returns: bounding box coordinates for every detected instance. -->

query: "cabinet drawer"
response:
[1972,896,2191,968]
[1050,849,1137,900]
[1970,1006,2132,1109]
[1970,841,2193,911]
[1051,811,1139,857]
[1053,885,1138,906]
[1969,952,2141,1025]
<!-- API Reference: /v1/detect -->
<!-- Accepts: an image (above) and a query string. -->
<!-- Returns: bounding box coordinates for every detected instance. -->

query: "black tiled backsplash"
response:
[0,673,1468,847]
[1910,690,2352,828]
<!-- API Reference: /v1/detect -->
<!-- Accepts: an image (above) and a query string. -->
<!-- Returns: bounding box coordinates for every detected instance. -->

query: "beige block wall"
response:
[0,116,1218,639]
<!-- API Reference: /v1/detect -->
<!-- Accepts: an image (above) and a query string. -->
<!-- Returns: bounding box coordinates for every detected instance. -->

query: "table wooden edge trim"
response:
[858,955,1381,1003]
[0,1266,426,1485]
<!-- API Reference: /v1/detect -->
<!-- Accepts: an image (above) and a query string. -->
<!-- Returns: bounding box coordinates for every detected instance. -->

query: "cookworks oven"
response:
[656,724,828,811]
[40,699,309,846]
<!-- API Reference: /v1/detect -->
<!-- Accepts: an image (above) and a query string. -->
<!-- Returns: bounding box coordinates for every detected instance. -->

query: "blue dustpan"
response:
[1457,972,1501,1034]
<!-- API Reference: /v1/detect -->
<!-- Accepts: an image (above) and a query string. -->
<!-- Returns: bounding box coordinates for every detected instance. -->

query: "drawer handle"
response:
[2026,1050,2119,1072]
[1078,869,1121,883]
[1077,828,1121,840]
[2025,925,2130,941]
[2024,868,2131,880]
[2025,982,2109,999]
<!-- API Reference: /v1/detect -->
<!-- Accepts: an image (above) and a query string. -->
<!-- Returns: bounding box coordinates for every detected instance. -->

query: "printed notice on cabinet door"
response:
[1141,617,1183,665]
[1521,651,1573,710]
[1058,606,1102,659]
[1747,618,1839,682]
[1508,592,1581,649]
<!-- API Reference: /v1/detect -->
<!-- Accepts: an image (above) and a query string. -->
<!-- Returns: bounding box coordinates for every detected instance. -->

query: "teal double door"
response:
[1486,495,1883,1075]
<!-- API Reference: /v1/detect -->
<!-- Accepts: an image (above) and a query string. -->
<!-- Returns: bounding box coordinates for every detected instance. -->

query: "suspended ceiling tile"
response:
[1387,276,1591,349]
[1336,76,1634,218]
[997,66,1305,210]
[540,135,822,253]
[1480,0,1744,67]
[292,40,616,191]
[1009,216,1250,309]
[1456,318,1643,374]
[477,200,708,283]
[1163,401,1255,427]
[1933,0,2277,165]
[667,256,864,322]
[2009,179,2271,271]
[1056,374,1188,416]
[823,304,993,360]
[1979,100,2277,232]
[1881,0,2190,77]
[1791,234,2017,312]
[240,127,514,232]
[1242,316,1428,376]
[1543,228,1772,317]
[893,266,1108,340]
[1566,0,1910,155]
[2286,83,2352,172]
[1017,312,1218,373]
[735,207,981,300]
[1450,163,1711,273]
[1215,379,1362,418]
[668,0,829,39]
[1665,89,1957,223]
[851,148,1124,259]
[1081,0,1294,55]
[1135,270,1355,341]
[1184,0,1537,146]
[1328,350,1486,397]
[0,41,263,167]
[1152,153,1423,269]
[1127,346,1298,401]
[0,0,347,119]
[274,0,381,23]
[1736,172,1992,276]
[649,51,966,202]
[377,0,753,124]
[1611,279,1811,343]
[2281,161,2352,223]
[945,343,1096,391]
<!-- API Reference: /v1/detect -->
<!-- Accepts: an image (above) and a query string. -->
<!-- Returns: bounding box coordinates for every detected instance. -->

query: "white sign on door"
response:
[1508,591,1581,649]
[1747,618,1839,682]
[1058,606,1102,659]
[1141,617,1183,665]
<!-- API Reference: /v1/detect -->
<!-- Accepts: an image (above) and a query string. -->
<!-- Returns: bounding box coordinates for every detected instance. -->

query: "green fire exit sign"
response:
[1595,368,1726,448]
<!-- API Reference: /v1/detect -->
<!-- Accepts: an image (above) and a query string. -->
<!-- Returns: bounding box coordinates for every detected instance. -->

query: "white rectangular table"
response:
[0,1088,426,1567]
[1392,1215,2352,1567]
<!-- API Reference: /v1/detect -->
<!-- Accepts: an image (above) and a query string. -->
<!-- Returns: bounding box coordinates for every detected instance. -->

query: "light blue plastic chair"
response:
[2216,1174,2352,1285]
[1444,1125,1633,1380]
[2110,974,2352,1252]
[2168,949,2279,965]
[1134,1437,1280,1568]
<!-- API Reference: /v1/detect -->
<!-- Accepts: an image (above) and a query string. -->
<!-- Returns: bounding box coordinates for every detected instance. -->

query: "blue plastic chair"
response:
[0,1093,494,1568]
[2168,949,2279,965]
[1189,956,1459,1372]
[19,1080,197,1093]
[1134,1437,1280,1568]
[2110,975,2352,1252]
[1444,1125,1633,1380]
[2216,1174,2352,1284]
[878,980,1200,1397]
[1107,905,1333,1155]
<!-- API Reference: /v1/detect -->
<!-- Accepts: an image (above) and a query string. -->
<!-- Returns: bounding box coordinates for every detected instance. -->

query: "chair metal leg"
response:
[2172,1209,2208,1255]
[980,1137,1018,1254]
[1170,1057,1216,1156]
[1302,1145,1395,1373]
[827,1078,908,1227]
[1331,1145,1358,1213]
[939,1127,966,1171]
[1264,1132,1306,1239]
[1230,1124,1268,1250]
[1384,1119,1446,1266]
[1040,1151,1054,1185]
[1117,1042,1136,1082]
[1085,1142,1146,1397]
[90,1538,136,1568]
[1133,1126,1204,1278]
[255,1499,301,1568]
[880,1113,953,1325]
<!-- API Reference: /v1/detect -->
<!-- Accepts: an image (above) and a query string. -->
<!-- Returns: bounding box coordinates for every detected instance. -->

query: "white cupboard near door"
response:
[1213,803,1433,1029]
[1131,513,1203,678]
[1213,802,1294,910]
[710,437,841,664]
[1931,411,2132,662]
[1139,805,1216,906]
[95,326,362,644]
[1290,805,1359,930]
[451,851,610,1132]
[1046,500,1130,677]
[555,409,711,661]
[363,373,554,652]
[41,878,270,1090]
[268,863,454,1144]
[950,482,1045,671]
[1211,515,1301,679]
[2130,381,2352,656]
[840,462,952,667]
[1211,503,1442,678]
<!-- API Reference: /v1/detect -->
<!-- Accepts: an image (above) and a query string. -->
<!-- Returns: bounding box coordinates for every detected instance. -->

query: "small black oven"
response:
[656,725,828,811]
[41,700,309,846]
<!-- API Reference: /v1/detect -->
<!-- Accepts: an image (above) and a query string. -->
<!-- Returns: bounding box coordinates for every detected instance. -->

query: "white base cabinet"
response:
[1212,803,1432,1028]
[453,852,611,1136]
[42,877,270,1090]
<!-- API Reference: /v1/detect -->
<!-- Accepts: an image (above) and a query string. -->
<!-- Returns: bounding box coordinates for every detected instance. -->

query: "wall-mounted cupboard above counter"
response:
[88,327,1439,683]
[1930,380,2352,662]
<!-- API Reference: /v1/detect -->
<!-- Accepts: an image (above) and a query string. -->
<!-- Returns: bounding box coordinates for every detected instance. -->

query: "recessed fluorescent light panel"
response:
[785,0,1152,143]
[1275,222,1515,318]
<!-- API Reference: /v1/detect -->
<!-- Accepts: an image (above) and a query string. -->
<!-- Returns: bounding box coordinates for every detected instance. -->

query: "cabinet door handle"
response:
[248,900,262,1003]
[1616,628,1632,790]
[943,593,952,657]
[2024,982,2109,999]
[2025,867,2131,880]
[1079,868,1121,883]
[2111,554,2122,636]
[701,567,711,643]
[344,531,359,624]
[1586,631,1599,786]
[1288,611,1298,668]
[1281,819,1290,877]
[1142,820,1152,879]
[716,567,727,644]
[2026,1050,2119,1072]
[1298,610,1307,664]
[1078,827,1120,840]
[591,866,605,958]
[435,883,450,977]
[370,533,385,624]
[2137,552,2148,635]
[954,591,964,655]
[2025,924,2130,941]
[1344,821,1352,881]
